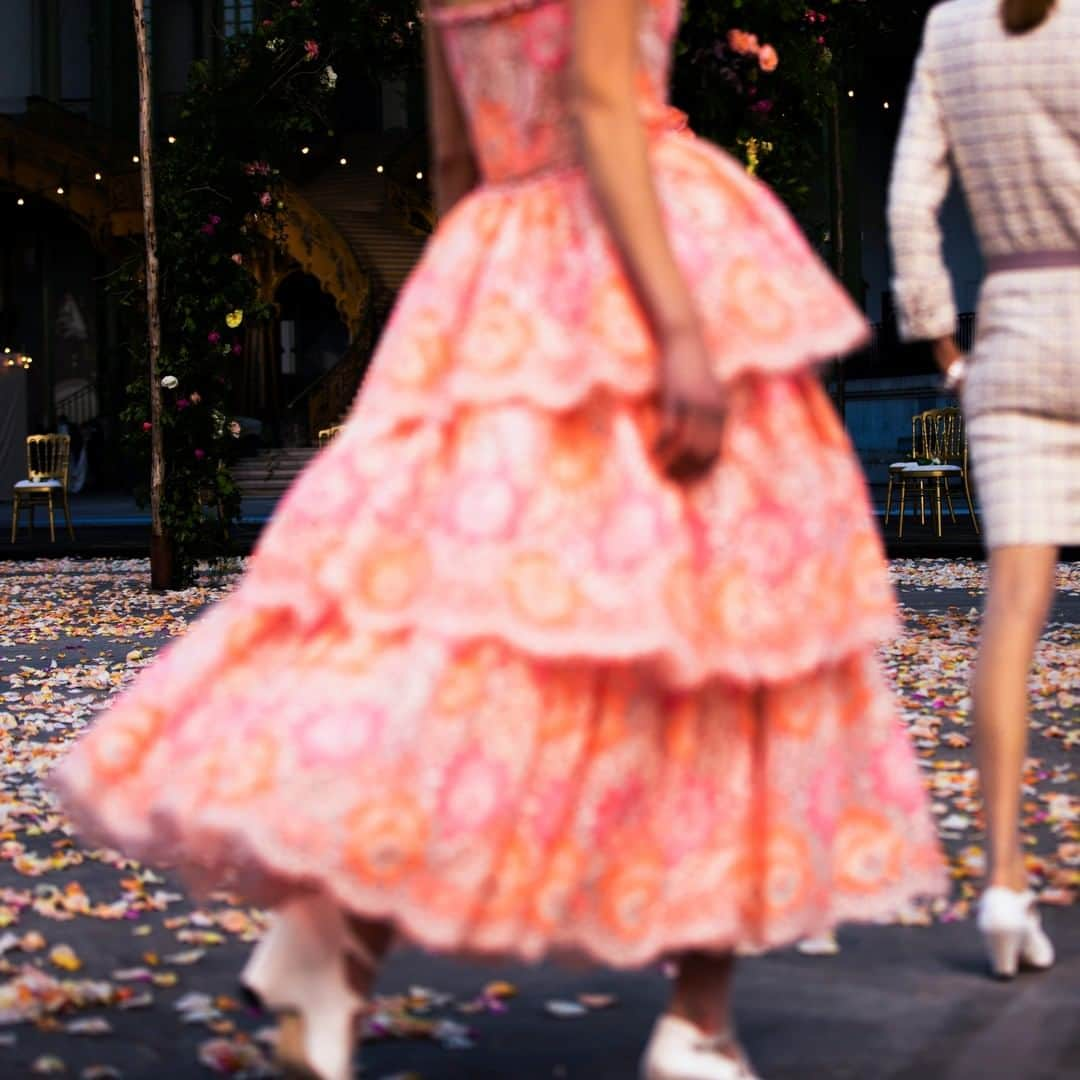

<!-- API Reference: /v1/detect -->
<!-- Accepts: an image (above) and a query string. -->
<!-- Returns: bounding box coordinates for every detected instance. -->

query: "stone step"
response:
[233,448,319,500]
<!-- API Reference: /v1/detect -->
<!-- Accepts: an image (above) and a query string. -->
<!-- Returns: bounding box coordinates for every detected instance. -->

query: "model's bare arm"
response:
[570,0,724,478]
[423,5,479,218]
[570,0,695,337]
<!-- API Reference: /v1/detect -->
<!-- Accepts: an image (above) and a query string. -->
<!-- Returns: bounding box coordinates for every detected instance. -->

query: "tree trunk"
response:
[132,0,171,588]
[828,94,847,421]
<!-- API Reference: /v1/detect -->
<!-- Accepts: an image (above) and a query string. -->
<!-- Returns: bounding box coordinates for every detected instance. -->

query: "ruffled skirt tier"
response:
[53,132,946,965]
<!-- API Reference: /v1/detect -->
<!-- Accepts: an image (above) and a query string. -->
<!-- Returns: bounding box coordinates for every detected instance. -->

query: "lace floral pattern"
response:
[52,0,945,964]
[438,0,680,182]
[55,637,945,966]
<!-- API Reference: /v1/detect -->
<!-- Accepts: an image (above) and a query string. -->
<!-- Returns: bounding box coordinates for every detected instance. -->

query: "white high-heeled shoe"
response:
[641,1015,762,1080]
[241,896,373,1080]
[977,886,1055,980]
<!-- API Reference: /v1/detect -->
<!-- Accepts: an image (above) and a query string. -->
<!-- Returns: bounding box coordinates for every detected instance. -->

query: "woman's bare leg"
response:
[668,951,736,1036]
[346,916,394,993]
[971,545,1058,891]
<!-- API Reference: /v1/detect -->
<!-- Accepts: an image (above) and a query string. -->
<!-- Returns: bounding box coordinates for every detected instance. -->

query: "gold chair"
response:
[884,411,927,525]
[10,434,76,543]
[317,425,343,449]
[898,408,979,538]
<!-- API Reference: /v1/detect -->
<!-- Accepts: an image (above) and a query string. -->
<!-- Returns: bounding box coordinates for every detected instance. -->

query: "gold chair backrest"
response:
[921,408,966,465]
[910,411,927,460]
[26,434,70,485]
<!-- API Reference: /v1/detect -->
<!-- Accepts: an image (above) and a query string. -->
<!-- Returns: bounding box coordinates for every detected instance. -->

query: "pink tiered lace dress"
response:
[53,0,945,966]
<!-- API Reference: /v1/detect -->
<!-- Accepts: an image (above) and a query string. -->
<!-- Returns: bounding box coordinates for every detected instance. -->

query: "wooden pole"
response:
[828,94,848,421]
[132,0,171,587]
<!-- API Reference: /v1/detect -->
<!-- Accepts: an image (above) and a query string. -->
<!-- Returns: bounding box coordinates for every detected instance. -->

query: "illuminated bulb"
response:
[883,101,890,109]
[4,347,11,353]
[94,171,103,181]
[301,146,311,155]
[167,135,177,144]
[16,198,24,206]
[339,157,348,166]
[133,154,140,163]
[415,171,423,180]
[848,90,855,98]
[376,165,384,174]
[56,186,65,195]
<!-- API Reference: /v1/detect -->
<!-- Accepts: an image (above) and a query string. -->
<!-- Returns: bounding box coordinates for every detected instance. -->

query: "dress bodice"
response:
[432,0,683,183]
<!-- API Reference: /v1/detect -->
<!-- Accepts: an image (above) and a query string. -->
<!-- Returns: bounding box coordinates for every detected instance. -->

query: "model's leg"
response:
[972,545,1058,890]
[669,952,736,1036]
[242,897,394,1080]
[642,951,754,1078]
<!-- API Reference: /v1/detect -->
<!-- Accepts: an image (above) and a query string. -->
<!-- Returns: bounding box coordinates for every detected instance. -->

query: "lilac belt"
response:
[985,250,1080,274]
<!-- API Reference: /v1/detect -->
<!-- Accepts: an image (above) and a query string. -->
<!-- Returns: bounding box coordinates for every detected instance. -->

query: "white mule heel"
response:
[641,1015,762,1080]
[241,895,373,1080]
[977,886,1055,980]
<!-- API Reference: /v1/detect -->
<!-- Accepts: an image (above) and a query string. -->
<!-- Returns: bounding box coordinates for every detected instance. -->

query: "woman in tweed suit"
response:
[888,0,1077,978]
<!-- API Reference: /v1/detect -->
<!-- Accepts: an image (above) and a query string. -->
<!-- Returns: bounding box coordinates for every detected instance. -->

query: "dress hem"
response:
[50,769,949,971]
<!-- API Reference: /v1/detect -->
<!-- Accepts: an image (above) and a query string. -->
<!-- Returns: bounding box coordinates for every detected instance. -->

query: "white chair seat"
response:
[889,461,918,471]
[905,464,962,476]
[14,478,63,489]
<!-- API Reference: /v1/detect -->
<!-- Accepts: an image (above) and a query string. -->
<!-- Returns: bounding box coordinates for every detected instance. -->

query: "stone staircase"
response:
[302,166,429,298]
[234,146,431,506]
[233,446,319,501]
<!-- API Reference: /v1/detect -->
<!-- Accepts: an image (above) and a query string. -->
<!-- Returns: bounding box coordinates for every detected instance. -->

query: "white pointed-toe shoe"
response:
[241,896,373,1080]
[641,1015,762,1080]
[977,886,1055,980]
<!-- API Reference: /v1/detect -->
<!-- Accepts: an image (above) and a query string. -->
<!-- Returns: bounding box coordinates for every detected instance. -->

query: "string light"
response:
[376,165,384,174]
[56,186,65,196]
[883,101,890,110]
[415,171,423,180]
[339,157,348,166]
[132,154,140,163]
[167,135,177,144]
[94,171,103,181]
[848,90,855,98]
[16,197,24,206]
[300,146,311,155]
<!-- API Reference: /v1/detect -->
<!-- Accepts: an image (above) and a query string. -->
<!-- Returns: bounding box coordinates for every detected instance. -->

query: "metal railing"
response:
[55,382,98,425]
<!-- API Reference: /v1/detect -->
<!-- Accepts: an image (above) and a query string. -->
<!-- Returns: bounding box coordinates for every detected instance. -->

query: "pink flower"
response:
[259,192,272,208]
[751,99,775,115]
[230,253,243,265]
[304,39,319,61]
[727,29,760,56]
[141,421,152,432]
[176,398,190,411]
[194,448,206,460]
[232,343,243,356]
[758,44,779,72]
[209,214,222,226]
[207,331,222,345]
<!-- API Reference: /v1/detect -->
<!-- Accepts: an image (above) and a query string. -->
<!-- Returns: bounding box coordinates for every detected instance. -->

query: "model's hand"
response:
[654,325,727,482]
[932,336,967,393]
